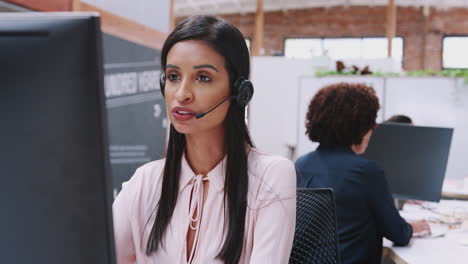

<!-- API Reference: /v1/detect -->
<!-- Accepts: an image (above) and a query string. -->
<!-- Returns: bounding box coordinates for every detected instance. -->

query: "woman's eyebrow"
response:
[166,64,180,69]
[193,64,219,72]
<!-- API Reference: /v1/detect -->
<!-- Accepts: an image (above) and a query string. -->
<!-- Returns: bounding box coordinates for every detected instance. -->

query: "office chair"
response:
[289,188,340,264]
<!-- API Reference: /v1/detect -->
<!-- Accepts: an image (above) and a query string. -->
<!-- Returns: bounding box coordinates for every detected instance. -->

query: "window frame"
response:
[442,34,468,70]
[283,36,405,67]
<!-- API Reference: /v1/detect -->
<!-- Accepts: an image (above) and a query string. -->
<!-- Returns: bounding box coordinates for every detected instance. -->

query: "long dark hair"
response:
[146,15,254,264]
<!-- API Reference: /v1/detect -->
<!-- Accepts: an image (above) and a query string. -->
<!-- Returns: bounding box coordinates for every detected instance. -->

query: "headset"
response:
[159,72,254,119]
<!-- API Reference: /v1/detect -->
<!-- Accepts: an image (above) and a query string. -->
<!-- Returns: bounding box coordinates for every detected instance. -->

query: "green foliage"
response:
[315,69,468,83]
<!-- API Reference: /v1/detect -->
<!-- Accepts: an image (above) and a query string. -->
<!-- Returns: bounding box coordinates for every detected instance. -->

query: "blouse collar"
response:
[179,152,226,192]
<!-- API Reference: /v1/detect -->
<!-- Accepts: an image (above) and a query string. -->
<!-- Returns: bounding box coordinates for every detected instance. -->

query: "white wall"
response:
[249,57,318,159]
[82,0,170,33]
[385,77,468,181]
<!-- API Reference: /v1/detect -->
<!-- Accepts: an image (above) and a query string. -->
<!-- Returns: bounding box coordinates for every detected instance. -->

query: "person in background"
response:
[385,114,413,124]
[295,83,430,264]
[112,15,296,264]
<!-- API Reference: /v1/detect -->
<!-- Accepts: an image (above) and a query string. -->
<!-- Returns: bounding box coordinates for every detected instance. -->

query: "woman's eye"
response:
[197,74,211,82]
[168,73,179,81]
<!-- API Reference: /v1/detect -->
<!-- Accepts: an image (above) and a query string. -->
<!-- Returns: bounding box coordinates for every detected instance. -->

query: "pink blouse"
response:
[112,148,296,264]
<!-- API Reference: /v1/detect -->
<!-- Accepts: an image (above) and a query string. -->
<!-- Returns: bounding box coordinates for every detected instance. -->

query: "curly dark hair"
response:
[305,82,380,147]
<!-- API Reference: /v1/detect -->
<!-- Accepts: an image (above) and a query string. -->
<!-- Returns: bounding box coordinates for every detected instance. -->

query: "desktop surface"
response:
[383,200,468,264]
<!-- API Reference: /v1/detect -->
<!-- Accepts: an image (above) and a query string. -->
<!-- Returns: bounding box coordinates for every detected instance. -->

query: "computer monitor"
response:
[362,123,453,202]
[0,13,115,263]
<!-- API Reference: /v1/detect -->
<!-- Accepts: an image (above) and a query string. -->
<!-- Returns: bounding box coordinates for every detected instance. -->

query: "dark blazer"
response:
[295,145,412,264]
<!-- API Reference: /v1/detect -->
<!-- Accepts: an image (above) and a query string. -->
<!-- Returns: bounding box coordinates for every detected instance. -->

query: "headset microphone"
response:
[195,95,236,119]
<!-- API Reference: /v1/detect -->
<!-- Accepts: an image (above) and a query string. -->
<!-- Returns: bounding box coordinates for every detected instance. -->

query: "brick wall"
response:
[178,6,468,71]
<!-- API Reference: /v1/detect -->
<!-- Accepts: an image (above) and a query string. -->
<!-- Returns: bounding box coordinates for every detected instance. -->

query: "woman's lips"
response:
[172,107,196,121]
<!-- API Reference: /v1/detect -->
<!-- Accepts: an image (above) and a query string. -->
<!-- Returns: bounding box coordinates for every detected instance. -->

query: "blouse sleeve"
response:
[250,158,297,264]
[364,161,413,246]
[112,169,140,264]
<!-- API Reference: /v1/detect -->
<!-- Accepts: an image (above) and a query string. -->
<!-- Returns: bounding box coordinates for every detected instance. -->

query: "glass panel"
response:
[323,38,361,60]
[361,37,403,65]
[285,38,322,59]
[443,37,468,68]
[391,37,403,65]
[284,37,403,67]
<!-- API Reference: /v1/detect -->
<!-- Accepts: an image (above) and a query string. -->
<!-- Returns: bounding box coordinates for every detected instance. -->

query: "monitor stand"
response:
[394,198,406,210]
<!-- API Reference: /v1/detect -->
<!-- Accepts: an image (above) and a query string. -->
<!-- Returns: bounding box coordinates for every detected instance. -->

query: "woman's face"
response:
[164,40,231,136]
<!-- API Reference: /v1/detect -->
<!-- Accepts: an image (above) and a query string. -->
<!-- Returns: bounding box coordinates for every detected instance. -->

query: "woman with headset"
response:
[112,15,296,264]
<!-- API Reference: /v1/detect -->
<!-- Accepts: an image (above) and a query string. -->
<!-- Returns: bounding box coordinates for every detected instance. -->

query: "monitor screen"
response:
[362,123,453,202]
[0,13,115,263]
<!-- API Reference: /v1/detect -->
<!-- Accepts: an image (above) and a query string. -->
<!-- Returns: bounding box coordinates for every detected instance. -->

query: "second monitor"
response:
[363,123,453,202]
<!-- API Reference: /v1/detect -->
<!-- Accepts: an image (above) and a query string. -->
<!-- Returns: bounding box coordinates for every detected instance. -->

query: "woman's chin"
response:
[172,123,194,135]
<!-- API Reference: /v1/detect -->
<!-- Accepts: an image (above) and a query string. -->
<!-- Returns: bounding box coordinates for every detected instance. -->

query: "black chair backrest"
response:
[289,188,340,264]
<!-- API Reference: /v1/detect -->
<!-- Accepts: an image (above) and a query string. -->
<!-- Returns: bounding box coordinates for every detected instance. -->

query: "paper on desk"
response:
[428,223,448,238]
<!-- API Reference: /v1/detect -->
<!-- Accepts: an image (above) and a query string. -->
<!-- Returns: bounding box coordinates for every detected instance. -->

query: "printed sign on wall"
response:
[102,34,167,196]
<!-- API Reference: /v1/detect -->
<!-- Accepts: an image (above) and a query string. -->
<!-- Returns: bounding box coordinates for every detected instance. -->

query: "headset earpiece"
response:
[160,72,166,97]
[233,77,254,107]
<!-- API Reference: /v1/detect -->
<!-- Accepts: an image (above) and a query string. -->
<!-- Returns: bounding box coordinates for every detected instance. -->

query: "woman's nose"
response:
[175,79,194,103]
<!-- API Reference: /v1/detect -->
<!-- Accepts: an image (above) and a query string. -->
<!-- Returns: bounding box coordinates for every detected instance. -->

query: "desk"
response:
[383,200,468,264]
[442,191,468,201]
[442,179,468,201]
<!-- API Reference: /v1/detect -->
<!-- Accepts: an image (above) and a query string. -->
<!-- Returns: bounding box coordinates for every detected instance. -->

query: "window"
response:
[443,36,468,69]
[284,37,403,66]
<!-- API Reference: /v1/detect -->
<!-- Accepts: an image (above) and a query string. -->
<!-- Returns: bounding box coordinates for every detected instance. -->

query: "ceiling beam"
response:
[252,0,264,56]
[421,5,430,69]
[5,0,167,51]
[386,0,397,57]
[71,0,79,11]
[78,1,167,50]
[170,0,176,30]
